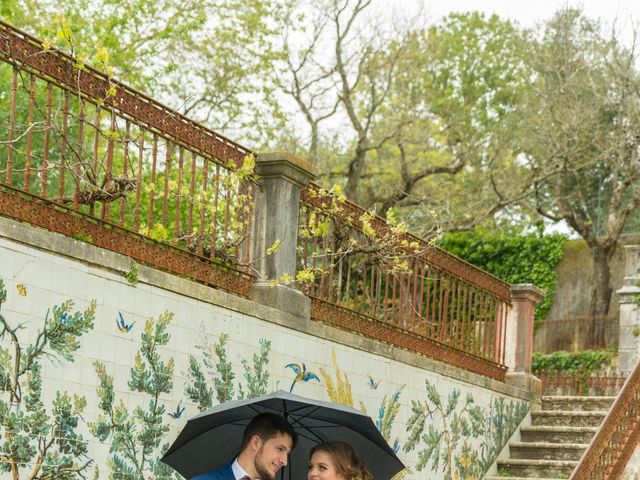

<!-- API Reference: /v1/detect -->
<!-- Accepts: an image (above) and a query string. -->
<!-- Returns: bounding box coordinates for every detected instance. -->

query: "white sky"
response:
[421,0,640,28]
[370,0,640,48]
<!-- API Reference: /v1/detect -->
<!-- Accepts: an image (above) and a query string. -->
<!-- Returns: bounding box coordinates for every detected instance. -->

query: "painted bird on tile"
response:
[366,374,380,390]
[285,362,320,393]
[168,400,185,419]
[116,311,135,333]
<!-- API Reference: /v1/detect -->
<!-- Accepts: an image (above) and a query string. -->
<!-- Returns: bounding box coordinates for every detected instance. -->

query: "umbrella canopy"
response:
[161,390,405,480]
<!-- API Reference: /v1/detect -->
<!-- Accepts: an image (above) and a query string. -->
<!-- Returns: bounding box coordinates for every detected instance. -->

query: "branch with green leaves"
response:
[185,331,272,411]
[0,279,95,480]
[403,379,484,479]
[90,311,177,479]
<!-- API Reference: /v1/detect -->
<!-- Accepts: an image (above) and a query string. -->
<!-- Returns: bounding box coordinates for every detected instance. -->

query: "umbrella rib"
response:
[288,417,325,443]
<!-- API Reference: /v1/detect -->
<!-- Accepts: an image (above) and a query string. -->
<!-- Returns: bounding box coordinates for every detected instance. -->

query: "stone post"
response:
[504,284,544,392]
[617,245,640,374]
[248,152,316,319]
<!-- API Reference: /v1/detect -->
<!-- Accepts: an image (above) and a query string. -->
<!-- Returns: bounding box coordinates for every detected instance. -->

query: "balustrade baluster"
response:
[40,83,53,197]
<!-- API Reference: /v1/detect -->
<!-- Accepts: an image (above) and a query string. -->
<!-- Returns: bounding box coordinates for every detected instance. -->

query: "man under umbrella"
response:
[193,413,298,480]
[163,391,404,480]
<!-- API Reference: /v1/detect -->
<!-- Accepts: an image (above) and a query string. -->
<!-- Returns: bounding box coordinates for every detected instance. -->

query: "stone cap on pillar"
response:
[510,284,545,304]
[256,152,317,186]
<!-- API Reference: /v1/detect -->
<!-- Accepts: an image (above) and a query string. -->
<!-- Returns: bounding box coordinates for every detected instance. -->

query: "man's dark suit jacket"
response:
[191,463,235,480]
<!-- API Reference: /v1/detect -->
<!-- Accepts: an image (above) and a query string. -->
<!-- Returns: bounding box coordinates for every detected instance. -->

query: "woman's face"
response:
[308,450,345,480]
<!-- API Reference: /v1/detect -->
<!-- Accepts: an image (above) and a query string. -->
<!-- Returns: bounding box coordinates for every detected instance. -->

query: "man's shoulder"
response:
[191,464,234,480]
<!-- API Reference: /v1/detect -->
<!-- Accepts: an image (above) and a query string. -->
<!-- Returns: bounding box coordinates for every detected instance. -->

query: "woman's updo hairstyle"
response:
[310,441,373,480]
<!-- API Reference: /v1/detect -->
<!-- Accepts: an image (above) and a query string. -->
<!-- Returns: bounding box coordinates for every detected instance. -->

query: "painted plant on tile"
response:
[404,378,529,480]
[185,330,272,410]
[0,279,96,479]
[0,269,531,480]
[90,311,179,480]
[318,350,408,479]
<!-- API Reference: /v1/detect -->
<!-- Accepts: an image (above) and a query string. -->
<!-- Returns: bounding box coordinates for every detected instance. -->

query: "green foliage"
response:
[477,397,530,473]
[404,380,484,478]
[0,279,95,478]
[123,260,139,286]
[532,349,614,375]
[72,230,94,244]
[90,311,177,480]
[238,338,271,400]
[7,0,285,147]
[186,332,272,411]
[212,333,235,403]
[404,378,529,479]
[184,354,214,411]
[439,226,566,325]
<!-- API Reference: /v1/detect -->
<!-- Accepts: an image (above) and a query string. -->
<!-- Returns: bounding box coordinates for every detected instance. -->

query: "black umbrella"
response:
[161,390,405,480]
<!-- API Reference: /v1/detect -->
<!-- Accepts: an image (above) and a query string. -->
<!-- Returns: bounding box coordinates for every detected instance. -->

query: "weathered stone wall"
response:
[0,217,533,480]
[534,235,640,353]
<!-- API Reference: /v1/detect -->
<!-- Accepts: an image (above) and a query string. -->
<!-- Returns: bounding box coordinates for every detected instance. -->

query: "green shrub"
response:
[531,349,614,375]
[439,226,566,327]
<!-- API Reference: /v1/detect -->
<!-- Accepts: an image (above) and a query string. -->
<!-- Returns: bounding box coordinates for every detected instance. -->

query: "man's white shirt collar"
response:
[232,458,254,480]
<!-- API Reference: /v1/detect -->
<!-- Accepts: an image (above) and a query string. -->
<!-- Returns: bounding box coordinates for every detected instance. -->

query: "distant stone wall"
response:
[0,217,532,480]
[534,235,640,353]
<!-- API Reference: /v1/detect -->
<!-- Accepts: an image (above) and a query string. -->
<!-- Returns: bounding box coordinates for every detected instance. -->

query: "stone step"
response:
[531,410,607,427]
[520,425,598,444]
[542,395,615,412]
[509,441,588,461]
[496,459,576,478]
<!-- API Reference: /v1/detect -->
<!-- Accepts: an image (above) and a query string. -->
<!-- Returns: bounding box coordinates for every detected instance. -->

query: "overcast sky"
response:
[422,0,640,28]
[367,0,640,47]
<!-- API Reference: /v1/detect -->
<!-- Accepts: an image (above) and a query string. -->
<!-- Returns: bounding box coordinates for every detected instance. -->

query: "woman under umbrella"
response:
[308,442,373,480]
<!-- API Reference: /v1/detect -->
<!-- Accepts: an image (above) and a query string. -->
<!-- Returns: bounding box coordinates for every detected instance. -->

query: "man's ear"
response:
[250,435,263,452]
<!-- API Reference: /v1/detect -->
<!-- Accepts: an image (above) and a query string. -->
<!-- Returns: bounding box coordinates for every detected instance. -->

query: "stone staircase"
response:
[485,396,615,480]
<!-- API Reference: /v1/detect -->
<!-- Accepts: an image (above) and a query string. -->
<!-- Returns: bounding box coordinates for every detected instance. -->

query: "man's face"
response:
[253,432,294,480]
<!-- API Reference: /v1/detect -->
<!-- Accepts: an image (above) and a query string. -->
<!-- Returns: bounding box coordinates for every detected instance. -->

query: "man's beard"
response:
[254,446,277,480]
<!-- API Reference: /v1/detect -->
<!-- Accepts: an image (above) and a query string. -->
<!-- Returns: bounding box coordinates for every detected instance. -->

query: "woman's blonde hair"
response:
[310,441,373,480]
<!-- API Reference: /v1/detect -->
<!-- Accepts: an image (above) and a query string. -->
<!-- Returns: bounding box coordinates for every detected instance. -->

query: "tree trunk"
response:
[588,245,613,348]
[344,144,367,202]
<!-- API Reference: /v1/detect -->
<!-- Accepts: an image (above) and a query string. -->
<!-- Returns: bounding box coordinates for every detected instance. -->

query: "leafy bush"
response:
[532,349,615,375]
[439,226,566,327]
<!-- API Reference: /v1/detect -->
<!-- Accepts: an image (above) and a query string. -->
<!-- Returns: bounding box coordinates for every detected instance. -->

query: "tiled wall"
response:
[0,230,530,480]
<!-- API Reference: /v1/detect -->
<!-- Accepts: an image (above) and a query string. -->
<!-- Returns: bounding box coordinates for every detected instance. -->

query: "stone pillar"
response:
[248,152,316,319]
[617,245,640,374]
[504,284,544,392]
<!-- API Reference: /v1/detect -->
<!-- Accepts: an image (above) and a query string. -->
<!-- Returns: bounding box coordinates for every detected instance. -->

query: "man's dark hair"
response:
[240,413,298,451]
